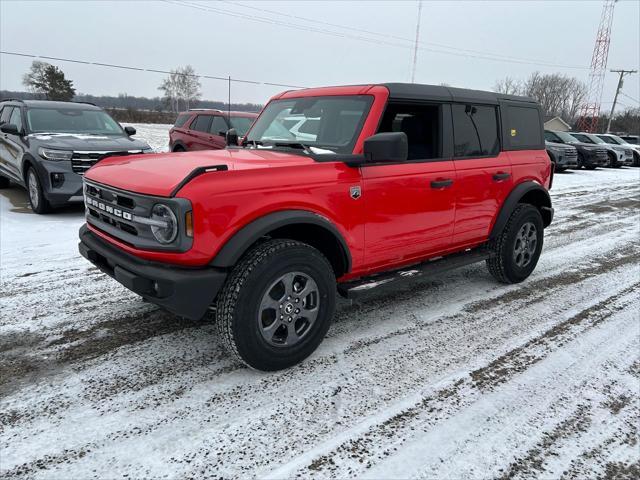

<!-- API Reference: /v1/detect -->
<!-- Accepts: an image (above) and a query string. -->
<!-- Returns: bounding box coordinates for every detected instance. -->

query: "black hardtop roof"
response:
[1,99,101,110]
[382,83,537,105]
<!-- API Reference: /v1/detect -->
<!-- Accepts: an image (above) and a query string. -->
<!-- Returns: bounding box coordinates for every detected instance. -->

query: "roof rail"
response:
[188,108,222,112]
[0,98,25,103]
[75,101,97,106]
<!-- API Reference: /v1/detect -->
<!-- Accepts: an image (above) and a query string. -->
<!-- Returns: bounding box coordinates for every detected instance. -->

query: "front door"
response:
[361,103,456,272]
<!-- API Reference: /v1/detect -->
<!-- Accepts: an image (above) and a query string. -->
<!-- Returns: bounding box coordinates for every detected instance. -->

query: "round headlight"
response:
[150,204,178,244]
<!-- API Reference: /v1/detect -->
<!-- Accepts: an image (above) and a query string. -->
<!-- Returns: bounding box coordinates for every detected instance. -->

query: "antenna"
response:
[576,0,617,132]
[228,75,231,118]
[410,0,423,83]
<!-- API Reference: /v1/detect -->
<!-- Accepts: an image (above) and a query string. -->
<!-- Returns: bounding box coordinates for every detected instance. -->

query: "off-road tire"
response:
[486,204,544,284]
[0,176,10,188]
[26,167,51,214]
[216,239,336,371]
[173,145,185,152]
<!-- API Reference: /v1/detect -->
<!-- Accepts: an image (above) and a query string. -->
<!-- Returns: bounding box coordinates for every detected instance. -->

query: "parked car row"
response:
[545,129,640,171]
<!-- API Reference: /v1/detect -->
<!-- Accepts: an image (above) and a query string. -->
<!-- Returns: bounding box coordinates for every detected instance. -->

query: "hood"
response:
[566,140,606,150]
[546,141,575,150]
[84,148,315,197]
[27,133,150,151]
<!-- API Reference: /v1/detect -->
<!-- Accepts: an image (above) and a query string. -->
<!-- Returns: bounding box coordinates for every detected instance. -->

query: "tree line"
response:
[493,71,639,133]
[10,60,261,115]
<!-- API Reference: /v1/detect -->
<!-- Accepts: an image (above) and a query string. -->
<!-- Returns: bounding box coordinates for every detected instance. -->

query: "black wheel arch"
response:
[490,181,553,240]
[172,141,187,152]
[210,210,352,277]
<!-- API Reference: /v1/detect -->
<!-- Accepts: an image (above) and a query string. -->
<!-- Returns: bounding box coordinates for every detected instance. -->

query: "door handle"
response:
[430,179,453,189]
[492,172,511,181]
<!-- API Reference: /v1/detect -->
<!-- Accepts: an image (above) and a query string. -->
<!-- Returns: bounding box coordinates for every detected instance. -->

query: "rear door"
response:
[451,103,512,246]
[361,102,457,272]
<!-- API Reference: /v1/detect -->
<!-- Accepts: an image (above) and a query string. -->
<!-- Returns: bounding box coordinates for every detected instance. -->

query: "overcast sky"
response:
[1,0,639,112]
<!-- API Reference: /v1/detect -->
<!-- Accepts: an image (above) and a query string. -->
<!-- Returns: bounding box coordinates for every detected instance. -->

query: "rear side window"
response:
[191,115,212,133]
[452,104,499,157]
[209,116,228,136]
[174,114,191,128]
[506,106,542,149]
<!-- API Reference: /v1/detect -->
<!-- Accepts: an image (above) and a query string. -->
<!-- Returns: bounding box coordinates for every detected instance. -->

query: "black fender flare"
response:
[489,181,553,240]
[210,209,352,272]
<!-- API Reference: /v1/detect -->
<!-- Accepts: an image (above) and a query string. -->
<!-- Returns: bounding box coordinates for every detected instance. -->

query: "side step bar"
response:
[337,247,492,299]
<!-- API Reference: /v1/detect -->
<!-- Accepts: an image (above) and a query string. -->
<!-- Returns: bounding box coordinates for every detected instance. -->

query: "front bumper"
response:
[78,225,226,319]
[33,158,84,206]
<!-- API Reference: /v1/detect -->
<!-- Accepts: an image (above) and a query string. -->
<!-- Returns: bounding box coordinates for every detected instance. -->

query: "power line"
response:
[163,0,590,70]
[219,0,590,69]
[620,91,639,104]
[0,50,306,89]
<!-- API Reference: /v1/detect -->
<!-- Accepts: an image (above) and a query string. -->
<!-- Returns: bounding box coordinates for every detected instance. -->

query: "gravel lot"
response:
[1,128,639,479]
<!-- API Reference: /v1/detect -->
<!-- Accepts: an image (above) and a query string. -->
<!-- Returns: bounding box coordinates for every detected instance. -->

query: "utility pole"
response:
[606,69,637,132]
[410,0,422,83]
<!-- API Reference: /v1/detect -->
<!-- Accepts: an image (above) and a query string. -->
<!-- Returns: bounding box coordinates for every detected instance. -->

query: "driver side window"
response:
[376,103,441,160]
[9,107,23,130]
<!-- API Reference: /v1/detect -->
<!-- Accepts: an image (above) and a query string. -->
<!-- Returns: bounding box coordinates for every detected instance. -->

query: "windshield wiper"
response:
[271,141,312,154]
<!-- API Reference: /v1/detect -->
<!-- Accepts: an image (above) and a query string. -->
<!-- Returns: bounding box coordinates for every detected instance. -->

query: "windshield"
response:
[555,131,581,143]
[26,108,124,135]
[596,135,618,144]
[245,95,373,154]
[229,116,255,136]
[570,133,597,144]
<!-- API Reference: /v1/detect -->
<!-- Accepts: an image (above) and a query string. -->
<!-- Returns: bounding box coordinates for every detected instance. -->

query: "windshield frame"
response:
[25,107,126,136]
[243,94,374,155]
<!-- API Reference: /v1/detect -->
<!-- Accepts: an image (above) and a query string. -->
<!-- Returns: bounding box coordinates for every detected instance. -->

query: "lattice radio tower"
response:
[576,0,617,132]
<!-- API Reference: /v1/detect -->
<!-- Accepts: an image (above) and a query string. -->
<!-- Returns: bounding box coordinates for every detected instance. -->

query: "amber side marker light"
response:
[185,211,194,237]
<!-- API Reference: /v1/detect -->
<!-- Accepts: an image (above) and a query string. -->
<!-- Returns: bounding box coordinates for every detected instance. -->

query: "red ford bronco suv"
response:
[79,83,553,371]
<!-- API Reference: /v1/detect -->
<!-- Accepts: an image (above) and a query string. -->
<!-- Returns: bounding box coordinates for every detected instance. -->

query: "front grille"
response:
[83,179,193,252]
[72,150,144,175]
[564,148,578,160]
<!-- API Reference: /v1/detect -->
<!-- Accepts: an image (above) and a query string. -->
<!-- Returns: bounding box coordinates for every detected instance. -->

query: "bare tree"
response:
[521,72,587,122]
[158,65,202,112]
[493,76,521,95]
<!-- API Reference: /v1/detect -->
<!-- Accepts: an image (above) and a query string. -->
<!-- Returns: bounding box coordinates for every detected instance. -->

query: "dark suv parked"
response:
[544,130,607,169]
[169,109,257,152]
[545,140,578,172]
[0,99,152,213]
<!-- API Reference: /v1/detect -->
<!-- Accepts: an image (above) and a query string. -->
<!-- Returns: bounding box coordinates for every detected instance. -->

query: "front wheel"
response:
[216,239,336,371]
[486,204,544,284]
[26,167,51,214]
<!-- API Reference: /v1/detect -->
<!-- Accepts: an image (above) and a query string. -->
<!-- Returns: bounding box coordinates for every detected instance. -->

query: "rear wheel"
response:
[216,239,336,371]
[26,167,51,214]
[486,204,544,284]
[173,145,185,152]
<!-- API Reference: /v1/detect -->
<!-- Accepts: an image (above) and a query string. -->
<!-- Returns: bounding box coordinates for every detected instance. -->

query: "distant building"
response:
[544,116,571,132]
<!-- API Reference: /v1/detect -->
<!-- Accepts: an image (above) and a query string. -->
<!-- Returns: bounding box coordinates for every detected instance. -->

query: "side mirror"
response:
[0,123,20,135]
[363,132,408,163]
[225,128,239,146]
[124,126,136,136]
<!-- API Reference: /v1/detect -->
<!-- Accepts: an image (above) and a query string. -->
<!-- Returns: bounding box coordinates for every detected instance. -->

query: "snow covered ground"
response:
[1,129,639,478]
[122,123,172,153]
